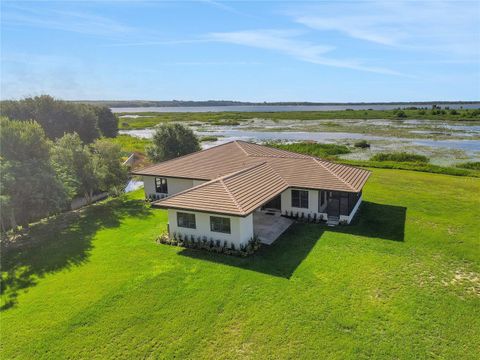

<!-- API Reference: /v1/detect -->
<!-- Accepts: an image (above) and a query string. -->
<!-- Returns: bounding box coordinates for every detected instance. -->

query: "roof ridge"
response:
[312,158,356,191]
[152,161,267,207]
[220,161,267,181]
[132,140,244,175]
[239,141,312,159]
[234,140,250,156]
[220,179,245,214]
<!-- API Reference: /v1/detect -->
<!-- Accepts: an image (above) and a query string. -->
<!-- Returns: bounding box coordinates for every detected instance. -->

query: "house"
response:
[132,141,370,248]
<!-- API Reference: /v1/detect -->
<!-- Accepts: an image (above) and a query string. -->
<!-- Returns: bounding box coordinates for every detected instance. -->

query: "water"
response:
[120,128,480,152]
[111,103,480,113]
[119,117,480,164]
[125,180,144,192]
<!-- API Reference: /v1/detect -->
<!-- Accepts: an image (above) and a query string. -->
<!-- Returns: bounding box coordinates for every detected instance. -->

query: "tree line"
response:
[1,95,118,143]
[0,96,126,232]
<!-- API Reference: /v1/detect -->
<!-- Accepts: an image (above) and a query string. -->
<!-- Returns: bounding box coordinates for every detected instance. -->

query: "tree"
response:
[92,106,118,138]
[50,133,98,202]
[0,118,68,230]
[146,123,200,162]
[92,139,128,195]
[1,95,100,143]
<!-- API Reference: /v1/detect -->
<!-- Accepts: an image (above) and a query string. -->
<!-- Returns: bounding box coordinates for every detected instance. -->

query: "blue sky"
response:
[1,0,479,102]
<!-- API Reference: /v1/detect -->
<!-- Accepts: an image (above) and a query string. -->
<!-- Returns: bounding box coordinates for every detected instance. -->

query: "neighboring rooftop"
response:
[135,141,371,216]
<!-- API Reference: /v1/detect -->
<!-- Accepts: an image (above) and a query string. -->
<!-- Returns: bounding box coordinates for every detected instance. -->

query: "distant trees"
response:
[147,123,200,162]
[0,95,118,142]
[93,106,118,138]
[0,118,68,230]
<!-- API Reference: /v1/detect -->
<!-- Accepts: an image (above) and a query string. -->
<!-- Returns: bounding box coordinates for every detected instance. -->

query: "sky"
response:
[1,0,479,102]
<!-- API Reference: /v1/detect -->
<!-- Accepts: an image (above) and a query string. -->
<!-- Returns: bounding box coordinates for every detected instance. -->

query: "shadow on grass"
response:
[179,201,406,279]
[0,197,153,311]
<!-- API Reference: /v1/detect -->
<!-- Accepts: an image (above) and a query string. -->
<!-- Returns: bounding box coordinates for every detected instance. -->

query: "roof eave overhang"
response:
[130,172,212,182]
[151,203,248,217]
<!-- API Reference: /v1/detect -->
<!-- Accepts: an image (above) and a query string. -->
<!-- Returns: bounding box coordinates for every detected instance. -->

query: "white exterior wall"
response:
[143,176,195,197]
[281,188,328,220]
[193,180,207,187]
[167,209,254,248]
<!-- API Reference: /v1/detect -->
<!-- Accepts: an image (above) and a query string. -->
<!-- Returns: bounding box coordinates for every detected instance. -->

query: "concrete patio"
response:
[253,211,294,245]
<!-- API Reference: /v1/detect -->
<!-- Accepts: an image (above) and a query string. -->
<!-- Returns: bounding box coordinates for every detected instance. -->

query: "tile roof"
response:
[136,140,371,216]
[152,162,289,216]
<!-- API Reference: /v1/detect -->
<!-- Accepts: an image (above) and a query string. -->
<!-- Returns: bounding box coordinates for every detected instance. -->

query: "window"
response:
[210,216,231,234]
[177,212,196,229]
[292,190,309,208]
[155,177,168,193]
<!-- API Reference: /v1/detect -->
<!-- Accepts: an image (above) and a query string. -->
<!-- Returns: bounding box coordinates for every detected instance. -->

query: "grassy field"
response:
[117,109,480,129]
[110,134,151,158]
[1,169,479,359]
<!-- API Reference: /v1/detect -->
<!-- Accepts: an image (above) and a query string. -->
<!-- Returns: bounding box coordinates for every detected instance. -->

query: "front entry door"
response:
[263,194,281,210]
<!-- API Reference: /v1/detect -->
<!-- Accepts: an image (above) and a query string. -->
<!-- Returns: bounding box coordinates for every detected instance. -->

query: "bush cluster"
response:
[455,161,480,170]
[156,232,262,257]
[145,194,167,202]
[354,140,371,148]
[371,152,429,163]
[269,141,351,158]
[283,210,325,223]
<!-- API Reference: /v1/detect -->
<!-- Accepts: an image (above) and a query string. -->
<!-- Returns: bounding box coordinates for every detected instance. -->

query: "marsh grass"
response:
[371,152,429,163]
[456,161,480,170]
[117,109,480,129]
[268,142,480,177]
[110,134,151,157]
[269,141,351,157]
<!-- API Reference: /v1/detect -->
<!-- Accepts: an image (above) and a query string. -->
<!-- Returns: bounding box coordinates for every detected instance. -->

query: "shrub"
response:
[370,152,429,163]
[456,161,480,170]
[268,141,350,158]
[156,232,169,244]
[354,140,370,148]
[200,136,218,142]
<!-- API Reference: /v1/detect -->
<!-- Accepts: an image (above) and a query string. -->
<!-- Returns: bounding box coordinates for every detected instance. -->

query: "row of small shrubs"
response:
[283,210,325,223]
[370,152,429,163]
[145,194,166,202]
[156,232,261,257]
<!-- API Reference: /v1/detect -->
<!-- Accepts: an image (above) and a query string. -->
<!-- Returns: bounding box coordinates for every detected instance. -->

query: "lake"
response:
[111,103,480,113]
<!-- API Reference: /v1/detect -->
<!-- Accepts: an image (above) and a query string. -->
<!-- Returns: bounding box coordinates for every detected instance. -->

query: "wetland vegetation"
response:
[115,108,480,176]
[117,108,480,130]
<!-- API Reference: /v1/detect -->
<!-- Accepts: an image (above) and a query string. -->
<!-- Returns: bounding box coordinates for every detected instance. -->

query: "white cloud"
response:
[206,29,403,75]
[290,0,480,59]
[1,5,136,37]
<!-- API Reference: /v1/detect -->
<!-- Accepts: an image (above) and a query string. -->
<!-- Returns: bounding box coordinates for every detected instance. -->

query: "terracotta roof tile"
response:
[153,162,289,216]
[138,140,371,215]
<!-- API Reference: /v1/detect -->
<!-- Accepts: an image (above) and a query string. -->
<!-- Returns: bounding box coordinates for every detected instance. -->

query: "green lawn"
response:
[1,169,479,359]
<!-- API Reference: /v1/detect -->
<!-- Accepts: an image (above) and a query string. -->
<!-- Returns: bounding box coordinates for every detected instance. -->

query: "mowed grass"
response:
[1,169,479,359]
